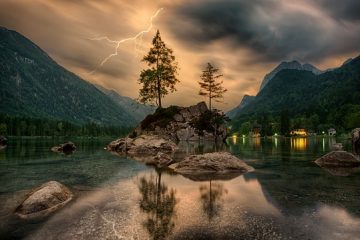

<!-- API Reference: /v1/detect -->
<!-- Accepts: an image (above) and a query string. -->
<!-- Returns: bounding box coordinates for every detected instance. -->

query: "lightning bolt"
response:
[89,8,164,74]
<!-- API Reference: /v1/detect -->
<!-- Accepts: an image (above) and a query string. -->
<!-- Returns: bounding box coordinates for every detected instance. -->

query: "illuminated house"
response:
[328,128,336,136]
[251,124,261,137]
[290,129,308,136]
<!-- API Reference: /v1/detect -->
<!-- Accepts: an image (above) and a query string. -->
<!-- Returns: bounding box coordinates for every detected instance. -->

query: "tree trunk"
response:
[209,95,212,111]
[157,78,162,108]
[156,54,162,108]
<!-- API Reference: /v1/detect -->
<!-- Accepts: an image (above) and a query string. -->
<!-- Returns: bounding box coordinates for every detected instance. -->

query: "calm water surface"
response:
[0,137,360,240]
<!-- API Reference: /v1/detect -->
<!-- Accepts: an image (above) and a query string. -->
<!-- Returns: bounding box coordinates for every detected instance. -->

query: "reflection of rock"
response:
[0,135,8,145]
[15,181,73,219]
[138,172,177,240]
[320,167,358,176]
[107,135,177,167]
[171,152,254,177]
[180,172,243,182]
[51,142,76,153]
[315,151,360,167]
[352,128,360,155]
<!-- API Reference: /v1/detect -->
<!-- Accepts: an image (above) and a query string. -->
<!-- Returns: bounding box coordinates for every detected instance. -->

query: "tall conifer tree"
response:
[138,30,179,108]
[199,63,227,110]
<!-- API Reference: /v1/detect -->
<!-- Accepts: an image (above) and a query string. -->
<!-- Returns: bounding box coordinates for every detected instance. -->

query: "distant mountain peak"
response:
[226,95,255,119]
[259,60,323,92]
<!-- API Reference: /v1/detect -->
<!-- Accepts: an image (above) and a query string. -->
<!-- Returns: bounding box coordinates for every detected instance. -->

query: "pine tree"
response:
[199,63,227,110]
[138,30,179,108]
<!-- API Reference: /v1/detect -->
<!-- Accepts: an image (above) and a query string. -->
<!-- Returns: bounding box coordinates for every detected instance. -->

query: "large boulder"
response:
[315,151,360,167]
[0,135,8,145]
[132,102,227,142]
[107,135,177,167]
[171,152,254,180]
[15,181,73,219]
[352,128,360,155]
[51,142,76,153]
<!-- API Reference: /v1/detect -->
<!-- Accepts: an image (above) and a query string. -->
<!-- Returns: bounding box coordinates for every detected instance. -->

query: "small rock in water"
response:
[171,152,254,181]
[51,141,76,153]
[15,181,73,219]
[315,151,360,167]
[0,135,8,146]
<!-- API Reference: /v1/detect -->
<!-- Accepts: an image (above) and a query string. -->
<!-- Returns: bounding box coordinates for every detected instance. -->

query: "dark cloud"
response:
[316,0,360,21]
[169,0,360,62]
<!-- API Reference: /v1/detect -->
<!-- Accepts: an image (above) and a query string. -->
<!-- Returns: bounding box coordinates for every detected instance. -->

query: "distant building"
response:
[251,124,261,137]
[328,128,336,136]
[290,129,308,137]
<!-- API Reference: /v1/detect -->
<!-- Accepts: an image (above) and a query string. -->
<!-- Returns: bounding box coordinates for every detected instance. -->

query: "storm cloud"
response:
[0,0,358,110]
[170,0,360,62]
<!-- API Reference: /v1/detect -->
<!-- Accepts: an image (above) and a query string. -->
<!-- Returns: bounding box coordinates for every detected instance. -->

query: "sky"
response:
[0,0,359,111]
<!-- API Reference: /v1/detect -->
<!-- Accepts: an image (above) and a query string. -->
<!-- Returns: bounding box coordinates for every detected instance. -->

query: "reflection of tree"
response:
[138,171,177,240]
[199,180,227,221]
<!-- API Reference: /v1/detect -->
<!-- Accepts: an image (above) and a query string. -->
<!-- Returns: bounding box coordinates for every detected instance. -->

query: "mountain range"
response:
[0,27,154,127]
[228,55,360,120]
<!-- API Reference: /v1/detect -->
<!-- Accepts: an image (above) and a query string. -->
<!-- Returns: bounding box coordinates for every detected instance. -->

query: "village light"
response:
[274,133,278,136]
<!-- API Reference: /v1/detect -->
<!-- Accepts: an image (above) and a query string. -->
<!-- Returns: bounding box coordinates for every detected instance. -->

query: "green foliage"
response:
[280,110,290,136]
[141,106,180,130]
[0,115,131,137]
[239,122,251,135]
[198,63,227,110]
[231,56,360,134]
[138,30,179,107]
[190,109,229,136]
[0,28,135,127]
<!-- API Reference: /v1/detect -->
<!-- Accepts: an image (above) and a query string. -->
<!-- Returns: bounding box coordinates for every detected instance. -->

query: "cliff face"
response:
[132,102,227,142]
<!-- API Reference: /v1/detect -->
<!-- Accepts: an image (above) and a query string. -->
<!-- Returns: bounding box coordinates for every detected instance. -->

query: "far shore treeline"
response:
[0,115,131,137]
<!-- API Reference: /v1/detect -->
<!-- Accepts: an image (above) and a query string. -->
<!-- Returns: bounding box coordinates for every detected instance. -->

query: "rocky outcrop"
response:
[51,142,76,153]
[170,152,254,180]
[15,181,73,219]
[352,128,360,155]
[107,135,177,167]
[0,135,8,145]
[315,151,360,167]
[132,102,227,142]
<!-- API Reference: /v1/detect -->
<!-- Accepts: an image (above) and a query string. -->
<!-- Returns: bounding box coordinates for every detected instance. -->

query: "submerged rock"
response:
[315,151,360,167]
[0,135,8,145]
[51,142,76,153]
[15,181,73,219]
[171,152,254,179]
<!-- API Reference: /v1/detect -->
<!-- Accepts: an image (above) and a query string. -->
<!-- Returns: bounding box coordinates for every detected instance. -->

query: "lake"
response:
[1,136,360,240]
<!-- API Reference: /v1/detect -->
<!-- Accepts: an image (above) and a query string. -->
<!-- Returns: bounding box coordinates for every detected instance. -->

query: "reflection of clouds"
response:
[22,169,360,240]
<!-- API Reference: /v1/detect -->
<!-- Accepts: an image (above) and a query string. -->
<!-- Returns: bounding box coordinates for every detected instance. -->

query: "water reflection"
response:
[290,137,307,151]
[199,181,227,220]
[138,170,177,240]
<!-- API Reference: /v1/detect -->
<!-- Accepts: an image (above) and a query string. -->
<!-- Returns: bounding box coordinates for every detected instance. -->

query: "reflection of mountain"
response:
[138,171,177,240]
[199,181,227,220]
